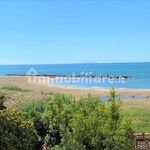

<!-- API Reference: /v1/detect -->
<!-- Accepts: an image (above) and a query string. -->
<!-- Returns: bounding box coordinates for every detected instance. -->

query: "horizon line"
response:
[0,61,150,66]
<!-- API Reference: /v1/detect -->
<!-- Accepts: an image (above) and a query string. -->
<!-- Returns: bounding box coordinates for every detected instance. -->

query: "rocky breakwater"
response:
[7,74,131,79]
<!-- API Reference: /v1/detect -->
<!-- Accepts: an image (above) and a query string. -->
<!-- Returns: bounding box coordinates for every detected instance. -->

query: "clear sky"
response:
[0,0,150,64]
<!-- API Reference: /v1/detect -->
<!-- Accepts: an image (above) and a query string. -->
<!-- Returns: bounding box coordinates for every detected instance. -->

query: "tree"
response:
[0,109,39,150]
[59,90,134,150]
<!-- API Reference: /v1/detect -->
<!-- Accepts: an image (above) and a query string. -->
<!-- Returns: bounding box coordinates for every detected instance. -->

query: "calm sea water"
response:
[0,63,150,89]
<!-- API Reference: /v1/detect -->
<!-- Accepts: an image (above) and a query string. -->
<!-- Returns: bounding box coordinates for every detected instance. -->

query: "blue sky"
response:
[0,0,150,64]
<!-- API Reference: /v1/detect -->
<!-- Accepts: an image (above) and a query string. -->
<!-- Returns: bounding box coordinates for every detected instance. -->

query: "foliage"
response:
[0,109,39,150]
[0,95,6,110]
[21,94,74,148]
[122,106,150,132]
[1,85,31,92]
[21,90,134,150]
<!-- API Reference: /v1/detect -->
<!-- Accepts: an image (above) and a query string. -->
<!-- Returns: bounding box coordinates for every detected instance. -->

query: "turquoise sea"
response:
[0,62,150,89]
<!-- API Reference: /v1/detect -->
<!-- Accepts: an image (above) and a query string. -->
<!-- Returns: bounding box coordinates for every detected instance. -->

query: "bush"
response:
[0,109,39,150]
[0,95,6,110]
[21,90,134,150]
[21,94,74,148]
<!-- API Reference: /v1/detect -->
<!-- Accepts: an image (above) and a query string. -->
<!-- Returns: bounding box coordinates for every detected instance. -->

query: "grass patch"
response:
[1,85,31,93]
[122,106,150,133]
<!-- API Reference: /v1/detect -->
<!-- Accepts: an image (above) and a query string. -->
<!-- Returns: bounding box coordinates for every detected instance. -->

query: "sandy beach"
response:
[1,76,150,98]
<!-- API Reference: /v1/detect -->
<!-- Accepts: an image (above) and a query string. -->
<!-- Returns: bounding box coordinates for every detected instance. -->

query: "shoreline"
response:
[0,76,150,98]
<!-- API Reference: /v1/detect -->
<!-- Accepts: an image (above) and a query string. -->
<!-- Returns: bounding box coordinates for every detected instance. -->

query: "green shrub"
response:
[21,90,134,150]
[0,109,39,150]
[21,95,74,148]
[0,95,6,110]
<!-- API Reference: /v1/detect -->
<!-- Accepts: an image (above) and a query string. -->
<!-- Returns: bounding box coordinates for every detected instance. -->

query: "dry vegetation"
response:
[0,85,53,108]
